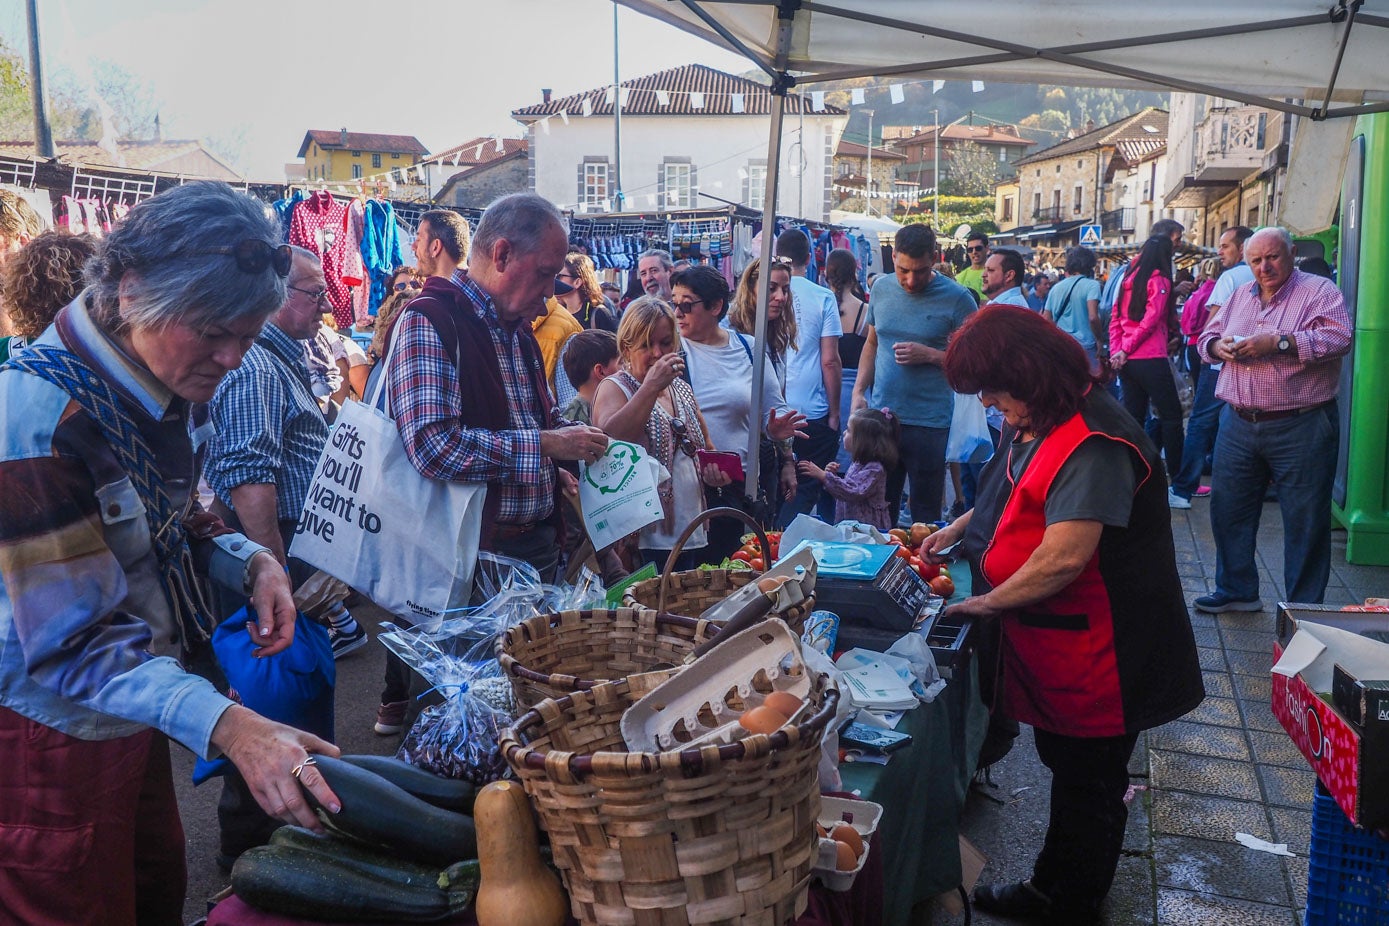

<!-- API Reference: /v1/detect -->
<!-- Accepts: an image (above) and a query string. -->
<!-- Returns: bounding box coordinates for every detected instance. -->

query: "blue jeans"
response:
[817,368,857,522]
[1171,363,1224,498]
[886,424,950,524]
[779,416,841,528]
[1209,402,1338,603]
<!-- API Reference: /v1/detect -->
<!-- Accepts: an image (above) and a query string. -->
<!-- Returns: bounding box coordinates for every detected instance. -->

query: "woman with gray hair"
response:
[0,182,341,925]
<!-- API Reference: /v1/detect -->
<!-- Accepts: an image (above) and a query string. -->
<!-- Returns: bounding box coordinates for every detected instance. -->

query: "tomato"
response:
[731,550,752,564]
[888,528,910,544]
[894,545,913,560]
[749,557,765,571]
[916,561,940,582]
[929,575,956,598]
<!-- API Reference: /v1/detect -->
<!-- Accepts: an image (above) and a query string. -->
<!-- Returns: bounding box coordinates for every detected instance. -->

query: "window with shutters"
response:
[582,161,609,206]
[1073,184,1084,214]
[747,164,767,207]
[371,153,382,168]
[663,161,693,208]
[352,164,362,179]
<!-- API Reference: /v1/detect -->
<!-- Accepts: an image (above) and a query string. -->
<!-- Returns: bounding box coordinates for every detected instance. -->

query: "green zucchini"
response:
[232,845,471,923]
[340,754,479,812]
[301,754,478,866]
[269,826,443,887]
[438,858,482,893]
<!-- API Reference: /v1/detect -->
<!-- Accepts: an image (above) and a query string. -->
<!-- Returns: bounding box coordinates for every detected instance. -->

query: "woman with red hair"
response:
[923,305,1203,925]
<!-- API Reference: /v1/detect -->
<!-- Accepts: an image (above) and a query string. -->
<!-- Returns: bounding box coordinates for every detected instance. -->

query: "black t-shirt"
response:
[1006,434,1136,527]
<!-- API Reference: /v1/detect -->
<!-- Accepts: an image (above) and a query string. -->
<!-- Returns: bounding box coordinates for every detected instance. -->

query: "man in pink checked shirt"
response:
[1192,227,1352,613]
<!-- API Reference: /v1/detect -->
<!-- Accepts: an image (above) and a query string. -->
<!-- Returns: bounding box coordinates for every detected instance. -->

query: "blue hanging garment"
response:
[362,200,405,315]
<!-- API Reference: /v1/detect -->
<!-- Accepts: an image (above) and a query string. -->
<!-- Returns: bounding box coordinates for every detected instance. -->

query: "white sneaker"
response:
[1167,489,1192,510]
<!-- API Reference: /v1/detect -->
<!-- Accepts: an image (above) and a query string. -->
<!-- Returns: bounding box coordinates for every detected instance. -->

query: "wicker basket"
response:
[501,672,839,926]
[498,607,718,711]
[623,507,814,633]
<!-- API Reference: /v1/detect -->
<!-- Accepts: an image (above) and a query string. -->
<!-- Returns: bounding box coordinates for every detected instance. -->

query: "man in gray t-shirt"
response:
[853,224,976,522]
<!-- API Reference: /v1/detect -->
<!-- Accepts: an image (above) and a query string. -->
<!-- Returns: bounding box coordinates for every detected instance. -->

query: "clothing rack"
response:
[0,157,37,189]
[70,168,158,204]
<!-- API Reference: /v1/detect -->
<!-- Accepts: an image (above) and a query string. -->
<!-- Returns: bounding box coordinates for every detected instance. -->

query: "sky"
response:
[0,0,751,180]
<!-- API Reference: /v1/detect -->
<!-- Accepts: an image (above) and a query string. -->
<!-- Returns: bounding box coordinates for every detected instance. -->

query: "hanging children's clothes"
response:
[340,199,369,326]
[272,189,308,244]
[361,200,404,316]
[289,191,353,328]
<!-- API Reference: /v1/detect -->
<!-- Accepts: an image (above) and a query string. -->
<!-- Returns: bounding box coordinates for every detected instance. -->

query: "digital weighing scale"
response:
[788,540,974,670]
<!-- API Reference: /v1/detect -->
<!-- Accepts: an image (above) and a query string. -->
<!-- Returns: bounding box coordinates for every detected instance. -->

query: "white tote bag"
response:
[289,326,486,628]
[945,392,995,465]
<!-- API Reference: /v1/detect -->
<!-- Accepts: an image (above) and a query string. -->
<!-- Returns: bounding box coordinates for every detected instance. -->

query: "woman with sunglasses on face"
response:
[0,183,342,925]
[592,296,732,570]
[728,257,802,511]
[556,252,617,332]
[672,264,807,559]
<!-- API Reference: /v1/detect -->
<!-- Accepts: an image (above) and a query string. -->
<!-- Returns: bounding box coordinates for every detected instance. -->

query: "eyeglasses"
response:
[669,418,700,459]
[966,246,986,253]
[287,284,329,305]
[196,239,293,277]
[393,279,422,292]
[672,299,704,315]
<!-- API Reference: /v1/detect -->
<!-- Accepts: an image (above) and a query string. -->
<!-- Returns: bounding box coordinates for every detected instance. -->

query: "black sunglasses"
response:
[966,245,986,253]
[669,418,700,459]
[196,239,293,277]
[393,279,422,292]
[672,299,705,315]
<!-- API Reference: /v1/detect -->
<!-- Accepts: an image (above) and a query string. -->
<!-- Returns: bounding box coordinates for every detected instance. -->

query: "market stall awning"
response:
[617,1,1389,120]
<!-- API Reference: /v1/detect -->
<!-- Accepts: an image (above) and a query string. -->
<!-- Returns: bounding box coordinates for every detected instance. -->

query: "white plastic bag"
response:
[945,392,994,464]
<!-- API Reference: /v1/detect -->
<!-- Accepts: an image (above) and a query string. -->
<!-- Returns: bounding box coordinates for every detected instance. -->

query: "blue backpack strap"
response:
[732,331,754,364]
[4,344,215,646]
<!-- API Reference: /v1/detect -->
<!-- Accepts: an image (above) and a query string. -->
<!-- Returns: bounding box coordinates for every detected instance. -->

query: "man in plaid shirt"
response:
[388,193,608,581]
[1193,227,1352,612]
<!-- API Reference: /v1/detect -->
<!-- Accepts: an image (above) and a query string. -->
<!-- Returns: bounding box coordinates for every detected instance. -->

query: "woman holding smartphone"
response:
[671,264,807,559]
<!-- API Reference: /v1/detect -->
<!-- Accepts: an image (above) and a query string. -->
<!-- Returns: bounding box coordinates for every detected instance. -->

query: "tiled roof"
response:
[886,123,1034,148]
[0,139,241,179]
[835,140,907,160]
[430,136,527,166]
[511,64,846,118]
[297,130,429,158]
[1016,108,1168,166]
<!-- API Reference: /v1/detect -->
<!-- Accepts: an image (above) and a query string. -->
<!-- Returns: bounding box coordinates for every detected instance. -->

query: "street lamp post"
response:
[863,109,875,216]
[933,108,940,225]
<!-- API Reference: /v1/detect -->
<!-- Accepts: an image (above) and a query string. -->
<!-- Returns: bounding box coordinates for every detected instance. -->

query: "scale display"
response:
[794,541,931,633]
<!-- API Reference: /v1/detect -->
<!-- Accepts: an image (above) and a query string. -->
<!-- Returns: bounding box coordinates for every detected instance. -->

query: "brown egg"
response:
[738,705,789,734]
[832,824,864,858]
[834,840,857,871]
[763,691,804,718]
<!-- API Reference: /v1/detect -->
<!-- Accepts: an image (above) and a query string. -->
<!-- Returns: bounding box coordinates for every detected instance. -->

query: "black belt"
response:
[492,521,549,540]
[1233,402,1330,423]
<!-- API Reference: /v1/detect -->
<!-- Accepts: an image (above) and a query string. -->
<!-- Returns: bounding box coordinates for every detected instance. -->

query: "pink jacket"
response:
[1109,271,1172,360]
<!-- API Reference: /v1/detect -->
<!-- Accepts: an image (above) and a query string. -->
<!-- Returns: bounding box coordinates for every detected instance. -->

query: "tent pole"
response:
[745,89,787,502]
[1315,0,1359,119]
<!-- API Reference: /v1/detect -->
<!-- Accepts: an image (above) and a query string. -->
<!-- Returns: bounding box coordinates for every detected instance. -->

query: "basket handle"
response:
[658,506,770,615]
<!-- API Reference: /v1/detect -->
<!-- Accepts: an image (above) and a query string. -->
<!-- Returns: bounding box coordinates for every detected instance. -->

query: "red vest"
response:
[981,412,1150,737]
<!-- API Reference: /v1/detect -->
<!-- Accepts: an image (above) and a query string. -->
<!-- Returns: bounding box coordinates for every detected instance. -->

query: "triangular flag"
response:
[655,89,670,105]
[972,80,985,92]
[689,91,705,109]
[619,88,631,106]
[604,199,612,212]
[559,110,569,125]
[738,167,749,180]
[452,151,462,166]
[494,136,504,152]
[667,189,678,203]
[811,91,825,111]
[604,86,614,105]
[582,97,593,117]
[731,92,745,114]
[539,117,551,135]
[851,88,866,105]
[475,144,485,159]
[933,80,945,93]
[646,193,657,206]
[890,84,905,104]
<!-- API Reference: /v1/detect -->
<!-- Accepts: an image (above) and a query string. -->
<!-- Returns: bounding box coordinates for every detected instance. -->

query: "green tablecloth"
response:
[837,573,989,926]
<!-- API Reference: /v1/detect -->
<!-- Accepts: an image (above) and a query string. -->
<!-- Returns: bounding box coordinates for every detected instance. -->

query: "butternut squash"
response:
[473,780,568,926]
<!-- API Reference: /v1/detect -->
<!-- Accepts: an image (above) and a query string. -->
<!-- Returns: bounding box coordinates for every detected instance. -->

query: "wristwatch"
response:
[1277,335,1293,355]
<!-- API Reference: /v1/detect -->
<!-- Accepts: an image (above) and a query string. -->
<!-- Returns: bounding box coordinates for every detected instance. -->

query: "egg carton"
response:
[811,796,883,892]
[619,618,810,752]
[698,545,818,624]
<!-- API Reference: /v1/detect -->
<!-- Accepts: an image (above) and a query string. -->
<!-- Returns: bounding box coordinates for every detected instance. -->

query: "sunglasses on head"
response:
[196,239,293,277]
[393,279,422,292]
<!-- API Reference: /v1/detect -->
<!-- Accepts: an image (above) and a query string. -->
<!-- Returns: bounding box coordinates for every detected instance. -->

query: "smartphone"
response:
[696,449,745,483]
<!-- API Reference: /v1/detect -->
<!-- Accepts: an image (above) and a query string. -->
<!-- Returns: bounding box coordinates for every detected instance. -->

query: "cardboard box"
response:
[1332,663,1389,727]
[1272,608,1389,829]
[934,836,987,917]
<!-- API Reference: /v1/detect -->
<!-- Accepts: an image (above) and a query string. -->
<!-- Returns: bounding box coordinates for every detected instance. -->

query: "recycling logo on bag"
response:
[583,441,644,494]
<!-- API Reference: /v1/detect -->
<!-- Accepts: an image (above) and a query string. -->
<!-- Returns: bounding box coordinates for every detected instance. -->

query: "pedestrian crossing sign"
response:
[1080,224,1102,246]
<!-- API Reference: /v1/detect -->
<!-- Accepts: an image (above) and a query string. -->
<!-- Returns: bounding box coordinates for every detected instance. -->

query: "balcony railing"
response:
[1101,208,1136,234]
[1033,206,1065,223]
[1193,107,1267,177]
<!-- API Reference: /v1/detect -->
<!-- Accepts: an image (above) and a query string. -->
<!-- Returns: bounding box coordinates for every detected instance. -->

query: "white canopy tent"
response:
[615,0,1389,496]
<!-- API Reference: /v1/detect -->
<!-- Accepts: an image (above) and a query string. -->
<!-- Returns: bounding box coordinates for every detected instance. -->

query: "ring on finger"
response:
[291,755,317,779]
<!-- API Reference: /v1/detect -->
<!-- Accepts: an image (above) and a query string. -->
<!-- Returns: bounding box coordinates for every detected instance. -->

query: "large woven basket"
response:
[498,607,718,711]
[501,672,839,926]
[623,508,814,633]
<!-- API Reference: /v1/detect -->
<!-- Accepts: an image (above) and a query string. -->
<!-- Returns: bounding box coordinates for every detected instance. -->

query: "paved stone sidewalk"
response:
[928,499,1389,925]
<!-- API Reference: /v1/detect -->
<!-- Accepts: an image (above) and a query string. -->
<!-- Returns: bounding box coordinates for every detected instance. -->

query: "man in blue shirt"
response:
[1027,273,1051,311]
[852,224,976,522]
[982,250,1031,308]
[774,229,844,527]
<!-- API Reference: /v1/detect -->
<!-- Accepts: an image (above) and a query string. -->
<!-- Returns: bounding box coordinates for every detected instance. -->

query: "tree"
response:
[0,38,162,145]
[1021,109,1072,134]
[940,144,999,196]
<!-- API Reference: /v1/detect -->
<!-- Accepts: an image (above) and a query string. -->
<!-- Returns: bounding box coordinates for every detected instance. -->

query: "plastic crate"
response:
[1305,786,1389,926]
